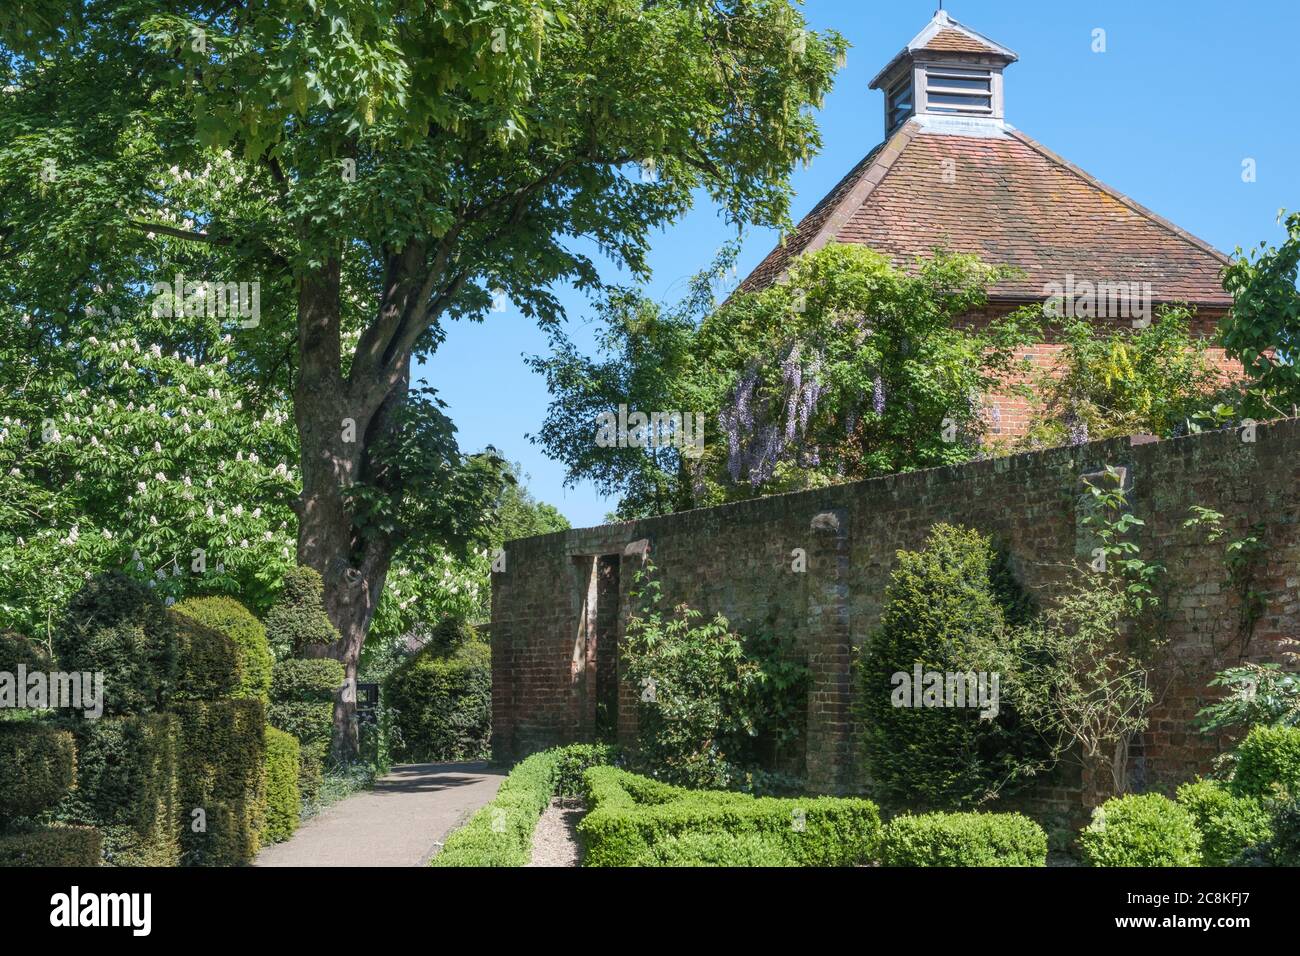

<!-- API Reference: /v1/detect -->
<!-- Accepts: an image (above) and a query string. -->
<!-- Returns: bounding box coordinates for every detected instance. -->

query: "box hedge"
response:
[635,831,798,867]
[383,634,490,762]
[0,826,102,867]
[1230,725,1300,800]
[262,726,301,844]
[1079,793,1202,867]
[432,744,618,867]
[173,699,266,866]
[271,658,344,702]
[578,767,881,867]
[168,609,238,701]
[263,567,339,658]
[269,657,342,803]
[1176,778,1273,866]
[878,811,1048,867]
[0,723,76,820]
[170,596,273,704]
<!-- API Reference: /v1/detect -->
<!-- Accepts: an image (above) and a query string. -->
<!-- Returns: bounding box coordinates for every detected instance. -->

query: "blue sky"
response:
[418,0,1300,529]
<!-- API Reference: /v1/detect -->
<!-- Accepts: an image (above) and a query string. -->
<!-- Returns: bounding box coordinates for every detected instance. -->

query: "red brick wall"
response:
[492,418,1300,829]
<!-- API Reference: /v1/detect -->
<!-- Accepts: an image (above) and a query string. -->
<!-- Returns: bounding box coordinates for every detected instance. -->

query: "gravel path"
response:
[527,797,585,867]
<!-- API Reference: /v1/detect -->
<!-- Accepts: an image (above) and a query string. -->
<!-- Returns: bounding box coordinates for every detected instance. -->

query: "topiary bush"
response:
[170,596,273,704]
[858,524,1043,811]
[635,830,797,867]
[269,657,343,806]
[271,658,345,702]
[1079,793,1202,867]
[55,572,178,715]
[0,723,76,819]
[0,630,48,673]
[383,634,490,762]
[1176,778,1272,866]
[0,826,102,866]
[262,726,301,845]
[263,567,338,659]
[878,811,1048,867]
[168,609,238,701]
[1229,724,1300,800]
[173,699,266,866]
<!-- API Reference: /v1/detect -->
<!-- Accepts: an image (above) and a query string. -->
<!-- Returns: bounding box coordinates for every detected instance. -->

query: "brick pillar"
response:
[805,508,853,794]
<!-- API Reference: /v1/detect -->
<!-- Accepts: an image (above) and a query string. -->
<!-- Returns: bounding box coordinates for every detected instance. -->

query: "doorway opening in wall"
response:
[574,553,621,743]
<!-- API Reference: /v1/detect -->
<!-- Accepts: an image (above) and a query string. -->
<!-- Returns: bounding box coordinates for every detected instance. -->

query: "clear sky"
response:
[418,0,1300,529]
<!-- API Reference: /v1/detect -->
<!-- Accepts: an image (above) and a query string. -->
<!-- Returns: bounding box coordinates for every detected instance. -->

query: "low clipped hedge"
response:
[635,831,797,867]
[432,744,619,867]
[55,713,181,866]
[1176,778,1273,866]
[1080,793,1202,867]
[879,811,1048,867]
[174,699,266,866]
[578,767,881,867]
[263,726,301,844]
[0,723,76,819]
[168,609,238,701]
[0,826,102,866]
[1230,725,1300,800]
[384,636,491,762]
[171,596,273,704]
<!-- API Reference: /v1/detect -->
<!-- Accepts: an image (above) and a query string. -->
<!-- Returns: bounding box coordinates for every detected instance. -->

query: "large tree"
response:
[0,0,844,755]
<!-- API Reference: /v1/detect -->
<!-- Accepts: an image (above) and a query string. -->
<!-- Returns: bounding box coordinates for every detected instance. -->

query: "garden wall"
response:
[491,418,1300,827]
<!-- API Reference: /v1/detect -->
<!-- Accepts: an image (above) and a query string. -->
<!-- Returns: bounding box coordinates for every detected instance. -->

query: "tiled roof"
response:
[921,27,1003,55]
[736,121,1232,309]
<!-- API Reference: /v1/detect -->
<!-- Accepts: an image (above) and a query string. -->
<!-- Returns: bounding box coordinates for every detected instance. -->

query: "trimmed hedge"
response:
[269,657,342,804]
[1230,725,1300,800]
[55,572,177,715]
[55,713,181,866]
[263,726,301,844]
[0,826,102,867]
[171,596,273,703]
[271,658,344,702]
[0,630,48,672]
[1176,778,1272,866]
[168,609,238,701]
[263,567,338,658]
[384,635,490,762]
[1080,793,1202,867]
[578,767,881,867]
[432,744,619,867]
[635,831,797,867]
[0,723,76,819]
[878,811,1048,867]
[174,699,266,866]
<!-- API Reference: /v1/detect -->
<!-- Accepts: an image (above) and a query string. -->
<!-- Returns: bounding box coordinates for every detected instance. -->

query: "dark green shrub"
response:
[1079,793,1202,867]
[0,826,102,866]
[269,656,342,795]
[170,596,272,703]
[55,573,177,714]
[55,713,180,866]
[263,726,301,844]
[578,767,881,867]
[168,609,238,701]
[271,658,344,701]
[173,699,266,866]
[297,740,326,806]
[1176,778,1272,866]
[859,524,1043,810]
[0,630,48,672]
[384,637,490,762]
[0,723,76,819]
[1230,724,1300,800]
[878,811,1048,867]
[1266,799,1300,866]
[432,744,619,867]
[263,567,338,658]
[554,744,622,797]
[635,831,797,867]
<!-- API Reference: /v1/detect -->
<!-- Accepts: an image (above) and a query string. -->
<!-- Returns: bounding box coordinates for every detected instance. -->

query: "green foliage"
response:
[55,713,181,866]
[168,609,238,702]
[171,597,272,703]
[1197,663,1300,733]
[859,524,1045,810]
[432,744,619,868]
[55,572,178,715]
[263,567,338,660]
[578,767,881,868]
[262,726,301,845]
[0,630,48,673]
[1176,778,1272,866]
[0,826,102,867]
[1079,793,1202,867]
[878,811,1048,867]
[1230,724,1300,801]
[271,658,345,702]
[269,657,343,803]
[635,830,797,867]
[173,699,266,866]
[621,563,807,789]
[383,635,491,762]
[0,723,76,819]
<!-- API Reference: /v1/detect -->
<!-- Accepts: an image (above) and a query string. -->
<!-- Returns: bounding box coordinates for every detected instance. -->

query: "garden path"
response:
[253,761,506,867]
